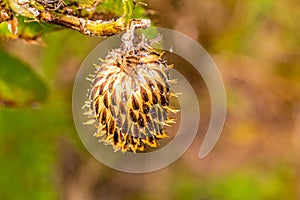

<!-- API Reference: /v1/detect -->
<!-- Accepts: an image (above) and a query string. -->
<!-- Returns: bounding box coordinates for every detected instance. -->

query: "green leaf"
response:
[0,21,13,38]
[97,0,147,18]
[0,48,48,106]
[17,16,60,38]
[0,15,60,40]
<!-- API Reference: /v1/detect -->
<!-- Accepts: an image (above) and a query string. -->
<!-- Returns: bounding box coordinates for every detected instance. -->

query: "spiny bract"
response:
[83,28,178,153]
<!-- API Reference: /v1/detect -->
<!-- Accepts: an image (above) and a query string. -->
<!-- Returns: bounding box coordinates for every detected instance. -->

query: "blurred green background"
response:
[1,0,300,199]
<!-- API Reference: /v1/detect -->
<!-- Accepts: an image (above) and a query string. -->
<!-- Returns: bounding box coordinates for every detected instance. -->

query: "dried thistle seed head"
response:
[83,27,179,153]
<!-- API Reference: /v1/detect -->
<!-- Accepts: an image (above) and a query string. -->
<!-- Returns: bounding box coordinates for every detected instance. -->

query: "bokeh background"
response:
[1,0,300,199]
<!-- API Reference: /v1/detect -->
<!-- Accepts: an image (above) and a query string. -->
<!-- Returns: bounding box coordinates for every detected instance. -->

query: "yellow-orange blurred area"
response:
[1,0,300,199]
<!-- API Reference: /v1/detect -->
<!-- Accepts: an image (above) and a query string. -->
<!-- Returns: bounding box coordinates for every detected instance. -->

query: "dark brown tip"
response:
[99,82,105,95]
[103,93,109,108]
[130,108,138,123]
[137,114,145,127]
[160,95,168,106]
[101,109,107,125]
[152,92,158,104]
[140,87,149,102]
[143,103,150,114]
[157,83,164,94]
[132,95,139,110]
[109,120,115,135]
[148,81,155,91]
[93,99,99,116]
[113,130,119,145]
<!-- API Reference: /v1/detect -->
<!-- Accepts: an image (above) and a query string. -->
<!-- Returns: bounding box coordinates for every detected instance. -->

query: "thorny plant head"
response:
[83,24,179,153]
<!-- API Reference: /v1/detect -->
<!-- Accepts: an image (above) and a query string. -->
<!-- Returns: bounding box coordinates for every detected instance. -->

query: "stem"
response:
[122,0,134,27]
[5,0,143,36]
[40,11,125,36]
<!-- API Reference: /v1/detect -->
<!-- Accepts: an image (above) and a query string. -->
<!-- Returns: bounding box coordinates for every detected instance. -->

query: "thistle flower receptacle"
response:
[83,27,179,153]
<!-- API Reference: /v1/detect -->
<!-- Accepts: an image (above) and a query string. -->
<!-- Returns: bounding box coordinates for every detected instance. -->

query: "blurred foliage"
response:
[0,0,300,200]
[0,48,48,106]
[95,0,147,25]
[171,164,295,200]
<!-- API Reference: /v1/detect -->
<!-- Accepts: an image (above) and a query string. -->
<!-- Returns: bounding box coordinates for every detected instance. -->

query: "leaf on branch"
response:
[0,15,60,42]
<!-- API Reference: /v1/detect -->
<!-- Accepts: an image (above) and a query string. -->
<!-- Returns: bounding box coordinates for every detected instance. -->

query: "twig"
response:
[4,0,149,36]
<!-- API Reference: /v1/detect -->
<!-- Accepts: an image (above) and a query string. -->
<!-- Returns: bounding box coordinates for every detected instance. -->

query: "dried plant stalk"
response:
[2,0,146,36]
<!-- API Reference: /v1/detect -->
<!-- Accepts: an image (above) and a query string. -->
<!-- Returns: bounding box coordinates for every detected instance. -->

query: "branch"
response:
[1,0,150,37]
